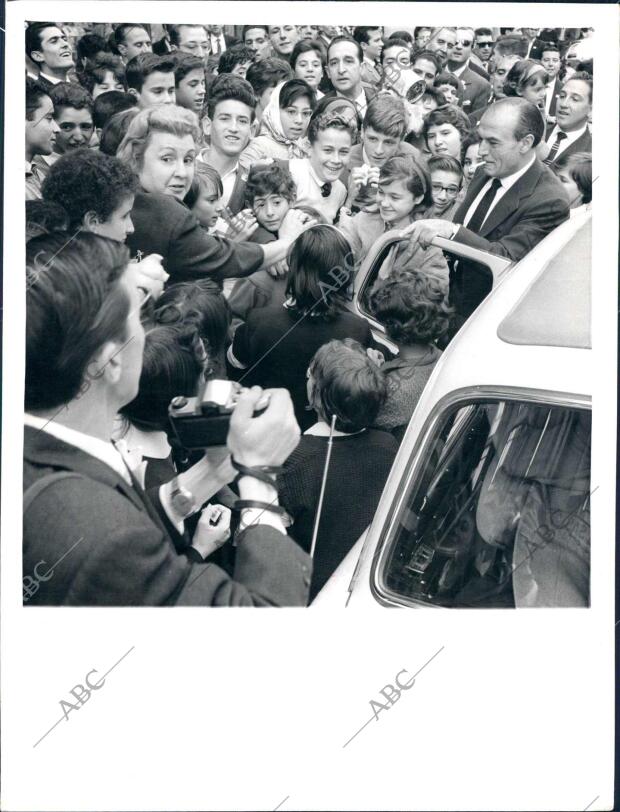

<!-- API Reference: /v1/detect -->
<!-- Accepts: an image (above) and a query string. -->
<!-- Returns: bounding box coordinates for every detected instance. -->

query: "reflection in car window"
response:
[379,401,591,608]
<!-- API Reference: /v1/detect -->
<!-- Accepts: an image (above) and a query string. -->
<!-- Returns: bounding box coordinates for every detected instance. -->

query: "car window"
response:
[376,399,592,608]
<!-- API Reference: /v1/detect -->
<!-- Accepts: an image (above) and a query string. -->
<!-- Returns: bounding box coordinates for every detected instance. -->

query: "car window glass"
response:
[378,400,592,608]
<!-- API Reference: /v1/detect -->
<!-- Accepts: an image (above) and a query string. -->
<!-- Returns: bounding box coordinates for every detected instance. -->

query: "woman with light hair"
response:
[116,104,310,285]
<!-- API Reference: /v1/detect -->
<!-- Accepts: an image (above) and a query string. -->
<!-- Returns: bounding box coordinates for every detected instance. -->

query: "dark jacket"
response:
[23,427,311,606]
[450,158,570,319]
[545,127,592,167]
[127,192,264,285]
[456,65,492,114]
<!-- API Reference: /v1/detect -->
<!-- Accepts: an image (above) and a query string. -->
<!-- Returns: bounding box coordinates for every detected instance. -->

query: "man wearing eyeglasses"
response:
[445,26,491,113]
[472,28,495,73]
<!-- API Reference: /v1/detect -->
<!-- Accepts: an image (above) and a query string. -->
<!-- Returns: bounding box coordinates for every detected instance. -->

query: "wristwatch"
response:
[169,478,199,520]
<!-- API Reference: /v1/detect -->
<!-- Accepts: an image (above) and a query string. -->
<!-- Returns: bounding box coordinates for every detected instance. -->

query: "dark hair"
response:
[120,324,205,432]
[154,279,231,366]
[494,35,529,59]
[184,162,224,209]
[554,151,592,204]
[78,53,126,94]
[369,270,452,344]
[504,97,545,146]
[125,54,175,92]
[26,199,69,241]
[26,78,50,120]
[286,225,353,319]
[172,51,205,84]
[245,163,297,205]
[242,25,269,40]
[503,59,549,98]
[379,156,433,210]
[389,31,414,44]
[279,78,316,109]
[428,154,463,180]
[25,22,58,59]
[363,93,408,139]
[93,91,136,130]
[99,108,140,155]
[113,24,149,48]
[218,44,255,75]
[411,49,442,73]
[381,39,412,64]
[474,28,493,39]
[423,86,448,108]
[42,148,137,231]
[49,82,93,115]
[25,233,131,411]
[76,33,111,64]
[291,39,326,71]
[327,35,363,63]
[308,338,387,432]
[206,74,257,120]
[308,94,362,136]
[564,71,593,103]
[424,106,471,153]
[353,26,382,46]
[541,43,560,56]
[414,27,432,38]
[245,57,293,98]
[168,23,206,48]
[575,60,593,78]
[308,112,356,145]
[434,72,460,91]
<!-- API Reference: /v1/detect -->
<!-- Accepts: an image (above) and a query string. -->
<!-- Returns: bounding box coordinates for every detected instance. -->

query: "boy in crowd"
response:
[197,75,256,214]
[126,53,176,108]
[243,25,272,62]
[341,94,425,214]
[113,23,152,63]
[26,79,59,200]
[218,45,256,79]
[26,22,75,89]
[92,91,136,139]
[426,155,462,220]
[287,113,356,223]
[433,72,462,106]
[268,25,300,62]
[77,53,126,98]
[245,57,293,120]
[172,52,206,114]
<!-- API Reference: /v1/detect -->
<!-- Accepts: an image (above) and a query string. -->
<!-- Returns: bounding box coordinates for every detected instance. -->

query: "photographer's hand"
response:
[191,504,232,559]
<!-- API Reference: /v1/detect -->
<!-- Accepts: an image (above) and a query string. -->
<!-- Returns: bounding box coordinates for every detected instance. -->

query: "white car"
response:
[316,210,592,609]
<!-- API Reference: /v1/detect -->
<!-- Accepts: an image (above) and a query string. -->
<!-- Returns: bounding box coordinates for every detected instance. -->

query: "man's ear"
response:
[88,340,123,387]
[520,133,535,153]
[128,88,140,103]
[201,115,212,138]
[250,117,260,138]
[31,49,45,66]
[83,211,101,232]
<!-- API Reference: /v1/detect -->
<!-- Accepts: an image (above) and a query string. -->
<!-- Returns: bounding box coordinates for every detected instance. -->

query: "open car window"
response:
[375,399,592,609]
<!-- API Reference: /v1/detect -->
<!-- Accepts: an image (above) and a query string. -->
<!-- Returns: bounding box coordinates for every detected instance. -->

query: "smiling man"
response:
[26,22,75,89]
[268,25,300,62]
[197,75,256,214]
[446,26,491,112]
[404,97,569,333]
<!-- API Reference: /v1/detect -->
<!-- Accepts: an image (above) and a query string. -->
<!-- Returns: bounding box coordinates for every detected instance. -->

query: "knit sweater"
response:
[374,346,442,435]
[279,429,398,600]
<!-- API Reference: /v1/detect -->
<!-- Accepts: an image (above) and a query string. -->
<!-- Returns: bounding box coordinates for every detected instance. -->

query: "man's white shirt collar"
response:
[548,121,589,148]
[38,71,63,85]
[24,413,133,485]
[451,63,467,78]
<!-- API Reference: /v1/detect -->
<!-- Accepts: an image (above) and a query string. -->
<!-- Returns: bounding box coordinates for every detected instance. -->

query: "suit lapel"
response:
[227,172,248,215]
[479,160,543,237]
[453,170,489,225]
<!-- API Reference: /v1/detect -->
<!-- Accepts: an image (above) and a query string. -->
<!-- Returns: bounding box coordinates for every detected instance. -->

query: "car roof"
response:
[497,216,591,350]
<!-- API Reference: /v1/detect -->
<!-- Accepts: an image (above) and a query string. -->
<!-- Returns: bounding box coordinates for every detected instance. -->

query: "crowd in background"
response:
[23,23,593,606]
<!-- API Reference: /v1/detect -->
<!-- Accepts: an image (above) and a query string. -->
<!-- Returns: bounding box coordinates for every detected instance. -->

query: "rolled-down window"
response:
[377,400,592,609]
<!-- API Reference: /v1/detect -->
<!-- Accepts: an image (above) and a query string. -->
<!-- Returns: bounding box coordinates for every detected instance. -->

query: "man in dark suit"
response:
[468,35,529,127]
[540,44,562,125]
[325,36,376,119]
[445,27,492,114]
[206,25,239,55]
[403,97,570,330]
[24,232,311,607]
[543,73,592,167]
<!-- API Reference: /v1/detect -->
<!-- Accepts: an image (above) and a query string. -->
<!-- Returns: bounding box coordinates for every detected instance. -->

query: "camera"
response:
[168,380,269,450]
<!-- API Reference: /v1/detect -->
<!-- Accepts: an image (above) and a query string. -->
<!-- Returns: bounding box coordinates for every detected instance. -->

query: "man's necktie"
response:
[213,37,221,54]
[543,131,568,165]
[466,178,502,233]
[320,182,332,198]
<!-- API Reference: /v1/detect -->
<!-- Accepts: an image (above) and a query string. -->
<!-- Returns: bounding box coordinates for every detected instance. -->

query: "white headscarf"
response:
[258,81,310,159]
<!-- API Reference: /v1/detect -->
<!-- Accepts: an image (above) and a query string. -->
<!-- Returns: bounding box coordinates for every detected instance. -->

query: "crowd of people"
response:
[23,22,593,607]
